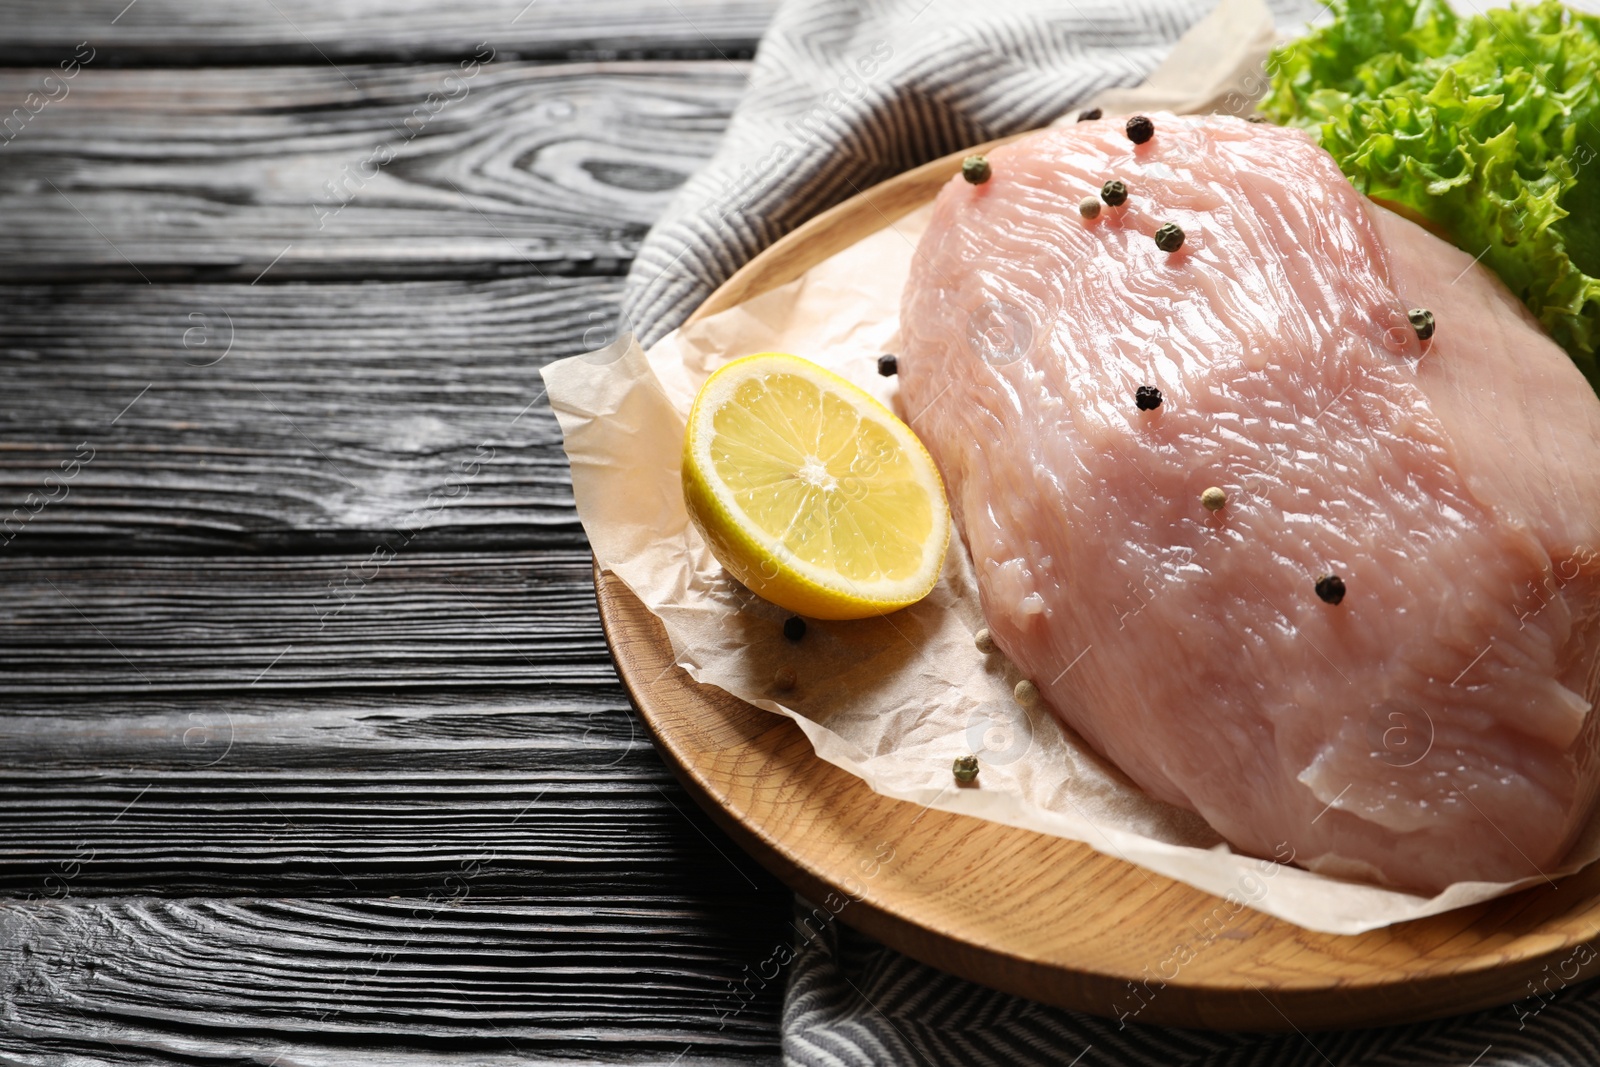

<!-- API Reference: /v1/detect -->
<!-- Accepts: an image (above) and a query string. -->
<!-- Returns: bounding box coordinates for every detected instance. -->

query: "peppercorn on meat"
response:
[898,112,1600,893]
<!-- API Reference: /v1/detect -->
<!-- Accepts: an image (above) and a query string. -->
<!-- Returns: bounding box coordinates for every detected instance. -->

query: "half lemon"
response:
[682,353,951,620]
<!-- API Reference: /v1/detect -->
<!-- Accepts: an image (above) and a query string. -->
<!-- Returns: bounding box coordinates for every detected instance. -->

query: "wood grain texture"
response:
[0,62,744,282]
[0,21,780,1064]
[0,710,776,897]
[1,687,634,773]
[0,552,606,692]
[0,278,619,552]
[603,145,1600,1032]
[0,0,776,65]
[0,552,778,896]
[0,896,787,1063]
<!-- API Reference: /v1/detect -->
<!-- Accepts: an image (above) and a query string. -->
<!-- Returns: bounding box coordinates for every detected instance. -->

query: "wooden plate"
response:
[593,138,1600,1031]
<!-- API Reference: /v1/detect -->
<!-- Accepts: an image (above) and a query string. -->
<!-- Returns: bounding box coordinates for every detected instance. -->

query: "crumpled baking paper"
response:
[542,0,1600,935]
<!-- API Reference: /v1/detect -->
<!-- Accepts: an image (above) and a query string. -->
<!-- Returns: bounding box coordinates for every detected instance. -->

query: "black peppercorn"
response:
[1315,574,1346,605]
[962,155,991,184]
[1078,107,1103,122]
[1408,308,1435,341]
[1154,223,1185,253]
[877,354,898,377]
[783,616,807,641]
[1135,385,1163,411]
[1126,115,1155,144]
[1100,179,1128,207]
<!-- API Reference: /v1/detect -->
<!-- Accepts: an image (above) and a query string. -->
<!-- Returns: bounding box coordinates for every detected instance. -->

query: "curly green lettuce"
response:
[1261,0,1600,387]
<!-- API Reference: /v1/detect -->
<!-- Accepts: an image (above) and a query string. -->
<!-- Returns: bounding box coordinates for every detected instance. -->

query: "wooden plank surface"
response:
[0,553,775,895]
[0,278,616,552]
[0,7,788,1062]
[0,556,789,1052]
[0,63,745,282]
[0,897,787,1064]
[0,553,605,692]
[0,729,779,897]
[0,700,779,896]
[0,0,776,65]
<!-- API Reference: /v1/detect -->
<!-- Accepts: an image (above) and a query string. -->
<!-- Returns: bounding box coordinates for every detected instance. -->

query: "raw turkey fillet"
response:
[897,113,1600,893]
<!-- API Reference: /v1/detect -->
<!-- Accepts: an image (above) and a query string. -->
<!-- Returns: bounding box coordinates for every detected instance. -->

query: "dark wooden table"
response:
[0,4,798,1062]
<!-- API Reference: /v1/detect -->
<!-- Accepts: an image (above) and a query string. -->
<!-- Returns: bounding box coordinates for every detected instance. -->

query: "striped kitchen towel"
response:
[781,894,1600,1065]
[623,0,1313,347]
[619,0,1600,1063]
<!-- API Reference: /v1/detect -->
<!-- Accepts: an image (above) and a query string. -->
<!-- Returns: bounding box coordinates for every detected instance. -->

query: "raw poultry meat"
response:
[897,113,1600,893]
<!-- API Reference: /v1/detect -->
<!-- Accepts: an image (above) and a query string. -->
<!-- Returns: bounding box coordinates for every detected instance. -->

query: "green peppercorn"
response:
[1408,308,1435,341]
[1101,179,1128,207]
[1154,223,1185,253]
[962,155,992,184]
[953,754,980,783]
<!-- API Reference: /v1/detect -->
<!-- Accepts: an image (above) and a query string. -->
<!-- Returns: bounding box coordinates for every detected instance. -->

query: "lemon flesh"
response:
[682,353,951,620]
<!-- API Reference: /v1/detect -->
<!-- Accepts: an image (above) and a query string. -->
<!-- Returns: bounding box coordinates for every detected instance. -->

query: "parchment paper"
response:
[542,0,1600,935]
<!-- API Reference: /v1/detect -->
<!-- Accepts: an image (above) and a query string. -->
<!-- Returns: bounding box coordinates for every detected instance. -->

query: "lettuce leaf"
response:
[1262,0,1600,387]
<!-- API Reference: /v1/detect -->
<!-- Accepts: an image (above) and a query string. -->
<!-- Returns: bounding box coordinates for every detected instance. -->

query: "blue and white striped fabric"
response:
[621,0,1600,1062]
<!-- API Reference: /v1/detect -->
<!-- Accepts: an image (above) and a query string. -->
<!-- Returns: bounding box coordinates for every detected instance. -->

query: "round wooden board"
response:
[593,137,1600,1031]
